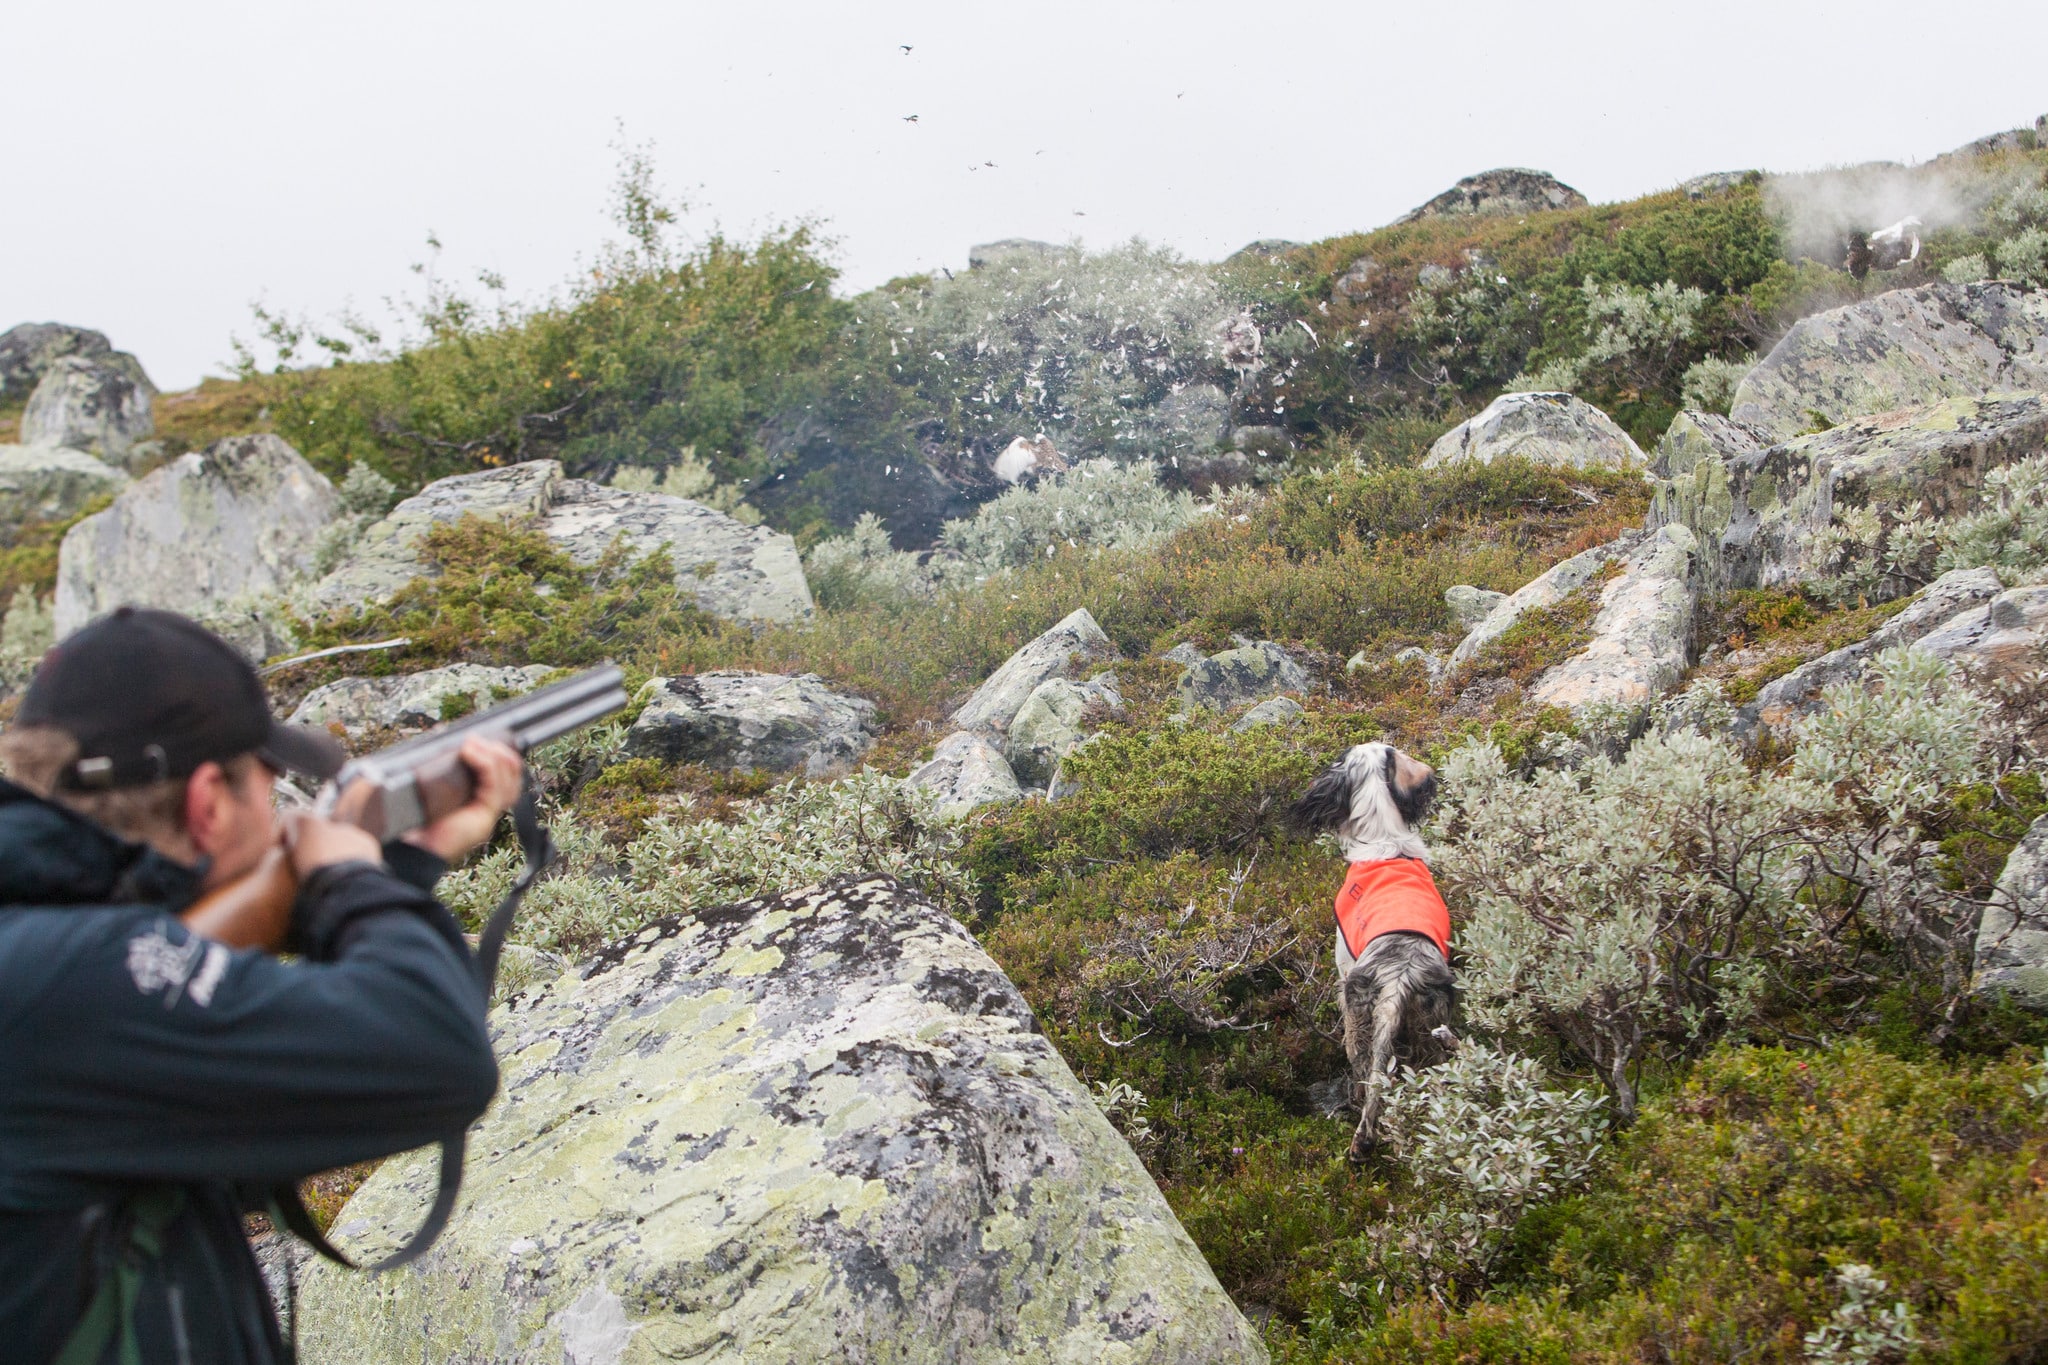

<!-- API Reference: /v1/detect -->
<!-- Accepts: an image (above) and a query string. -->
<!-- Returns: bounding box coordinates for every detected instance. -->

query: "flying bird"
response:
[903,114,918,122]
[900,44,912,54]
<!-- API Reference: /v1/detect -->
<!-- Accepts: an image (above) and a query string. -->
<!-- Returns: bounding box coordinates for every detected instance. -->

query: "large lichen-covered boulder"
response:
[0,322,150,401]
[288,663,558,740]
[1004,672,1122,788]
[1397,168,1588,223]
[1733,567,2004,742]
[1729,282,2048,442]
[906,730,1024,820]
[1450,532,1646,667]
[950,607,1118,737]
[1421,392,1646,471]
[1527,525,1699,710]
[311,460,812,624]
[297,875,1266,1365]
[1975,815,2048,1011]
[1177,640,1310,711]
[0,444,125,539]
[21,356,154,465]
[624,671,876,775]
[52,435,339,637]
[1660,393,2048,600]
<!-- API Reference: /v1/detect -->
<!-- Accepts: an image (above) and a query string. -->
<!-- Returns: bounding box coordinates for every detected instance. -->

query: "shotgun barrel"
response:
[317,665,630,841]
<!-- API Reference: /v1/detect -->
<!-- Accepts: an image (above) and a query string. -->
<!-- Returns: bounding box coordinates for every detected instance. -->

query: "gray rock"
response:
[969,239,1060,269]
[1451,533,1646,667]
[1735,567,2006,741]
[1422,392,1647,471]
[1391,645,1446,683]
[1155,382,1233,452]
[53,435,340,638]
[1445,584,1507,629]
[248,1232,313,1339]
[310,461,558,608]
[542,478,812,624]
[1975,815,2048,1010]
[1332,257,1380,302]
[1047,733,1105,800]
[297,875,1267,1365]
[1528,525,1699,709]
[624,671,876,776]
[1226,239,1302,263]
[1231,425,1298,457]
[1161,641,1209,667]
[1909,583,2048,673]
[1231,696,1305,731]
[0,322,147,401]
[287,664,558,740]
[1728,282,2048,442]
[311,460,812,624]
[1178,640,1310,711]
[951,607,1118,736]
[21,357,154,464]
[0,444,125,539]
[1004,672,1122,787]
[1679,171,1760,199]
[906,730,1024,820]
[1398,168,1588,224]
[1666,393,2048,599]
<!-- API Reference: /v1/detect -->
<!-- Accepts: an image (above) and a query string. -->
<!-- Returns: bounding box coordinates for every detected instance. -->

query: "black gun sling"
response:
[269,781,555,1274]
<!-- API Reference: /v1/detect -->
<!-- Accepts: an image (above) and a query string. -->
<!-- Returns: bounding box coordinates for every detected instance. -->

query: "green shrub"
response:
[290,513,734,681]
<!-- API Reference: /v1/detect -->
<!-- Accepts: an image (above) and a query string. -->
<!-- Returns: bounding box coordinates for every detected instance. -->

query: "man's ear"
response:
[181,761,233,858]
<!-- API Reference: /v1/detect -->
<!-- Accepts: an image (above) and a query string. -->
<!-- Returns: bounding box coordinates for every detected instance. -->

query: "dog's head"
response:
[1291,741,1438,860]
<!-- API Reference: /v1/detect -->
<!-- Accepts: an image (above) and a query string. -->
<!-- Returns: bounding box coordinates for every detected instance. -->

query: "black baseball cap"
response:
[17,607,344,791]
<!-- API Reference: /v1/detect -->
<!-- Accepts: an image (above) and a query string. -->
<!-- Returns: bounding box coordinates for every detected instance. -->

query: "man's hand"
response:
[403,736,526,864]
[280,808,384,877]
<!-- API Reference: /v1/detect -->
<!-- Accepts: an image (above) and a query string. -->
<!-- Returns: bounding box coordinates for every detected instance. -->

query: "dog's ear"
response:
[1291,762,1355,831]
[1389,769,1439,827]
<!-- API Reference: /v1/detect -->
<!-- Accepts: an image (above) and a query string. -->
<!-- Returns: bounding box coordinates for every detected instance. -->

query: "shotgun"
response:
[181,665,630,952]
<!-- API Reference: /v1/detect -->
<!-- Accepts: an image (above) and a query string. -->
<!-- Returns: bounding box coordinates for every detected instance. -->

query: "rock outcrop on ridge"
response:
[297,874,1267,1365]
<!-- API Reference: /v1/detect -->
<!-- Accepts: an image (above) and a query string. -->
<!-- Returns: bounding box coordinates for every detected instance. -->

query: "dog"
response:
[1292,741,1457,1163]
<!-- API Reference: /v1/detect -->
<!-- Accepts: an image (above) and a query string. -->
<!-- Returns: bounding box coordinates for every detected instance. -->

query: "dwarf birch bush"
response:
[1372,1043,1606,1301]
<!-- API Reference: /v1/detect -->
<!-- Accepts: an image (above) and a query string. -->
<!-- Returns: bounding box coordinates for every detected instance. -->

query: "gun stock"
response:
[178,664,629,953]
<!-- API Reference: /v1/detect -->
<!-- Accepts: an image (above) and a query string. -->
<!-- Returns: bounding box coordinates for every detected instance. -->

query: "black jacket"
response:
[0,779,500,1364]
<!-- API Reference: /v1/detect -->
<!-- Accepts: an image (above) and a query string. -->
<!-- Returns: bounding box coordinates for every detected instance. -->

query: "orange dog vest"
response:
[1334,858,1452,961]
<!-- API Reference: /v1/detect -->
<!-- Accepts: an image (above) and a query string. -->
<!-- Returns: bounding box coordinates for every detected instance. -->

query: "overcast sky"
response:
[7,0,2045,391]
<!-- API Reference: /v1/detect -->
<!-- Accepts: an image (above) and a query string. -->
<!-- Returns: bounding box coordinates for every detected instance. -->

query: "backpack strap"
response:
[55,1188,187,1365]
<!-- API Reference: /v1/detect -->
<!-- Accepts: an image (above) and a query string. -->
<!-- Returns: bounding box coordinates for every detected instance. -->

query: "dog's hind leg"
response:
[1344,962,1411,1164]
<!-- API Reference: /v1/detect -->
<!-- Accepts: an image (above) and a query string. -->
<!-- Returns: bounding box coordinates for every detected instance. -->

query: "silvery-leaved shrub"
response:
[311,460,403,576]
[1436,728,1835,1121]
[803,512,932,609]
[1435,647,1989,1120]
[442,771,971,959]
[934,458,1205,578]
[1678,353,1753,415]
[1371,1042,1605,1301]
[1507,277,1707,396]
[1802,1263,1919,1364]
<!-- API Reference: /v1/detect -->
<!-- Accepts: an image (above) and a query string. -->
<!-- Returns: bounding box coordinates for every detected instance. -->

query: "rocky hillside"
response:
[8,115,2048,1364]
